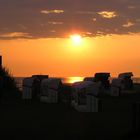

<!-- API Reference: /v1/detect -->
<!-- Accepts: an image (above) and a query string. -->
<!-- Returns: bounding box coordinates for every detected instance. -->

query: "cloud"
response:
[41,10,64,14]
[48,21,63,25]
[98,11,117,19]
[50,30,56,33]
[92,18,97,22]
[127,6,136,9]
[0,32,32,39]
[0,0,140,39]
[122,21,134,27]
[76,11,95,15]
[136,19,140,22]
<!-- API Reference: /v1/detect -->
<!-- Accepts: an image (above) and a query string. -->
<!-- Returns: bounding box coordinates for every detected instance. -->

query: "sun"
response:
[70,34,82,46]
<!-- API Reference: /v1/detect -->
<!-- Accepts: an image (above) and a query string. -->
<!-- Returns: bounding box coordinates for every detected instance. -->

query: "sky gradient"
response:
[0,0,140,77]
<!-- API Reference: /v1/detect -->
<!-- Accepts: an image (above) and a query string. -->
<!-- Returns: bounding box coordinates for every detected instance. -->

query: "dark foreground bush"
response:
[0,67,21,99]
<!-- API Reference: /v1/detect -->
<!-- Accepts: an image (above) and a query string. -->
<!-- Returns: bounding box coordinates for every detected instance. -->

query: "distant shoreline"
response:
[14,76,140,91]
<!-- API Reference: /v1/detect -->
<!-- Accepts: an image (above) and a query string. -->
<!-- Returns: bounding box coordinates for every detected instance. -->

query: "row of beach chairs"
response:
[22,72,139,112]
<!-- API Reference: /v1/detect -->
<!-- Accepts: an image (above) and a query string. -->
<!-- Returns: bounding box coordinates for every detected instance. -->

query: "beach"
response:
[0,75,139,139]
[1,87,140,140]
[0,99,136,140]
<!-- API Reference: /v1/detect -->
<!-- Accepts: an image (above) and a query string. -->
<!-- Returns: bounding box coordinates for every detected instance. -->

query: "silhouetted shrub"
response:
[0,67,21,99]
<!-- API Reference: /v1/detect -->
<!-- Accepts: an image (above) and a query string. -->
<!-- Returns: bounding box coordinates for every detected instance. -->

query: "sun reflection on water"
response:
[62,77,84,84]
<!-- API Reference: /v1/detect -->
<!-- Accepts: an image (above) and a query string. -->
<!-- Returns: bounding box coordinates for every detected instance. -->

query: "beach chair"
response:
[111,72,134,96]
[71,81,101,112]
[40,78,62,103]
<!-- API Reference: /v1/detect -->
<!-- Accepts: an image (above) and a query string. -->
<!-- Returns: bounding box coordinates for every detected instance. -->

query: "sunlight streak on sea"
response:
[62,77,84,84]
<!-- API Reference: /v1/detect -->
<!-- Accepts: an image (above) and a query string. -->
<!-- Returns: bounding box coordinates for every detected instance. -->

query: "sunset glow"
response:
[1,34,140,77]
[70,34,82,46]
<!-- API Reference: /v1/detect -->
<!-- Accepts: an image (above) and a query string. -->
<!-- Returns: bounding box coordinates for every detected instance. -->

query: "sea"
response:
[14,77,140,91]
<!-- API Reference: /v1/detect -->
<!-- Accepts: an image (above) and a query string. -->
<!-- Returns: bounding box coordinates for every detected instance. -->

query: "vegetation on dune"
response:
[0,67,21,99]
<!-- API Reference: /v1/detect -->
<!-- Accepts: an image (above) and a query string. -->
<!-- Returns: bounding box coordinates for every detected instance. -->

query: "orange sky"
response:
[0,33,140,77]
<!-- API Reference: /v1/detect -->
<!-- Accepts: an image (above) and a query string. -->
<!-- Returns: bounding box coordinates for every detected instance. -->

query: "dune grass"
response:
[0,67,21,99]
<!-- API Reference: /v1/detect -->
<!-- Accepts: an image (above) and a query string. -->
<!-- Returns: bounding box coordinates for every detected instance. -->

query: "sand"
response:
[0,96,140,140]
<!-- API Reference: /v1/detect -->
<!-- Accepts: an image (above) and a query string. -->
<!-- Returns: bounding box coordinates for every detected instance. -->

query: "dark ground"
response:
[0,97,140,140]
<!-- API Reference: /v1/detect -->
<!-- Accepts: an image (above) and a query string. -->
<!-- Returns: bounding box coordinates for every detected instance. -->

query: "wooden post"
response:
[0,55,2,69]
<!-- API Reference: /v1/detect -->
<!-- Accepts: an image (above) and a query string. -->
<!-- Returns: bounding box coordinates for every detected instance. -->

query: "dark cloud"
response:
[0,0,140,39]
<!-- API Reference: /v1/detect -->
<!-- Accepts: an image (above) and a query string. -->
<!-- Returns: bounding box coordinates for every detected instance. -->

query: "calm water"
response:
[14,77,140,91]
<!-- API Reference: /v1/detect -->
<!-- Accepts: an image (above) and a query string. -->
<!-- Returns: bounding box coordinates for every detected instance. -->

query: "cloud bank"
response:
[0,0,140,39]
